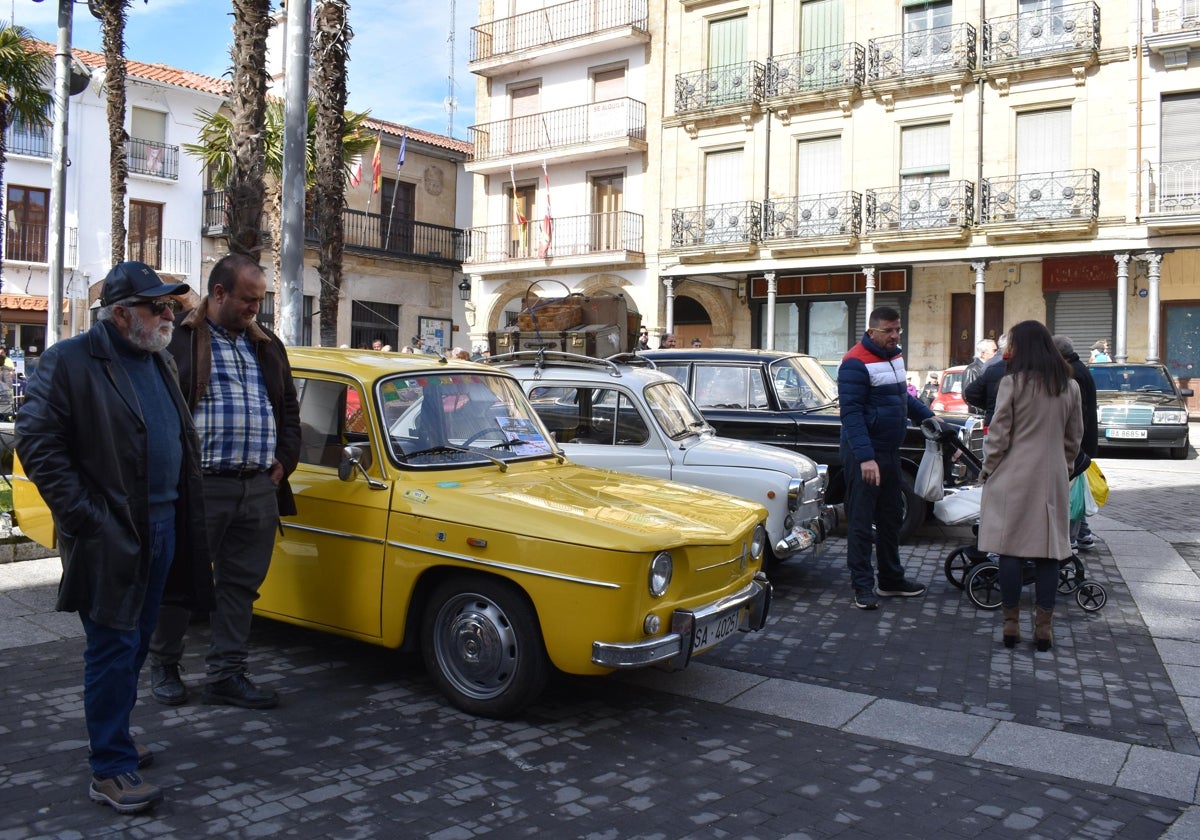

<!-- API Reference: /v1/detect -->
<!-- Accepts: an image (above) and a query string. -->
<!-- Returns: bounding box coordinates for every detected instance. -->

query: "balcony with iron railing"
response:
[467,98,646,173]
[5,118,52,159]
[762,192,861,254]
[1145,2,1200,66]
[674,61,767,117]
[129,237,193,276]
[669,201,761,259]
[980,169,1099,241]
[465,210,642,271]
[469,0,649,76]
[864,181,974,248]
[1147,159,1200,217]
[126,137,180,180]
[766,44,866,116]
[982,1,1099,68]
[3,223,78,267]
[202,190,465,265]
[868,23,977,87]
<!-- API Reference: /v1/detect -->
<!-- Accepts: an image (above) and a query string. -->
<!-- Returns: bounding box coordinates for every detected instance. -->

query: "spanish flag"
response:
[371,132,382,194]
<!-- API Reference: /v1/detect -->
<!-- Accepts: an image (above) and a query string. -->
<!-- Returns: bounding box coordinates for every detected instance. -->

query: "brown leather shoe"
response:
[89,772,163,814]
[134,741,153,769]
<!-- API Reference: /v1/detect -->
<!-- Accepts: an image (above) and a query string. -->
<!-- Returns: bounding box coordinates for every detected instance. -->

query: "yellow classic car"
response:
[14,347,772,718]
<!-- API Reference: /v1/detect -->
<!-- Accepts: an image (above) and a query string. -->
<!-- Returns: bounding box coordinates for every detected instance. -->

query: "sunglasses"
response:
[131,298,182,316]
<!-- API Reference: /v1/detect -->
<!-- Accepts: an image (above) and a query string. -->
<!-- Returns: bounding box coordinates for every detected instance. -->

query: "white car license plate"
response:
[1107,429,1148,439]
[692,607,744,655]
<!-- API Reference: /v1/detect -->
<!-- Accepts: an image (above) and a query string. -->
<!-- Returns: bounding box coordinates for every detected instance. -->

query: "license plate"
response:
[691,607,744,655]
[1107,428,1148,439]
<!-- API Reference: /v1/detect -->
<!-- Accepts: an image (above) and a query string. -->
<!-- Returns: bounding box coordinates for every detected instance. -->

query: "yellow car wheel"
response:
[421,574,549,719]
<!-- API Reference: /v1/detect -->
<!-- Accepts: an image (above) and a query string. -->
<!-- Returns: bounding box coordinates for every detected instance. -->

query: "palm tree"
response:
[0,24,53,306]
[90,0,133,267]
[311,0,352,348]
[226,0,273,259]
[184,100,371,318]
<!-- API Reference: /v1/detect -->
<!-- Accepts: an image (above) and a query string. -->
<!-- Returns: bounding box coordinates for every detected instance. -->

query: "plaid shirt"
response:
[194,320,277,472]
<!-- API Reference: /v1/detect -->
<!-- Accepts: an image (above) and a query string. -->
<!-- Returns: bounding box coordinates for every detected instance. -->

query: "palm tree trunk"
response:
[99,1,130,267]
[227,0,273,260]
[312,0,352,348]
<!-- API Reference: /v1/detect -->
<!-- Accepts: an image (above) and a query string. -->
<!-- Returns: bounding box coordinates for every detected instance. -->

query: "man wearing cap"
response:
[16,261,212,813]
[148,253,301,711]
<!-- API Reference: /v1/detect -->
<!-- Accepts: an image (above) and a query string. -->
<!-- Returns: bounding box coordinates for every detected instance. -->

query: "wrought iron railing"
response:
[321,208,466,264]
[670,201,761,247]
[1149,159,1200,214]
[469,97,646,162]
[4,118,52,158]
[981,169,1099,222]
[675,61,766,113]
[763,192,862,240]
[126,137,180,180]
[983,1,1099,64]
[1148,2,1200,34]
[868,23,977,82]
[865,181,975,231]
[465,210,642,263]
[767,43,866,97]
[3,223,77,266]
[128,237,192,275]
[202,189,465,263]
[471,0,649,62]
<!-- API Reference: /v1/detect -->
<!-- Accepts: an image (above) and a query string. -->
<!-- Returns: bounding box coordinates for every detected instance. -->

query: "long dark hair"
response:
[1004,320,1072,396]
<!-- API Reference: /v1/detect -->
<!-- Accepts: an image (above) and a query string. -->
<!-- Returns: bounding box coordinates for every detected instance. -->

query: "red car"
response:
[930,365,969,414]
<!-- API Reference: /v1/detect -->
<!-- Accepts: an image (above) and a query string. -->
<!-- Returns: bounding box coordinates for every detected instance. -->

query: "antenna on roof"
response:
[445,0,457,137]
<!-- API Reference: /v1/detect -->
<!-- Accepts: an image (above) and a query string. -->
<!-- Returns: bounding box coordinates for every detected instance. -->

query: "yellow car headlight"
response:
[749,524,767,561]
[649,551,673,598]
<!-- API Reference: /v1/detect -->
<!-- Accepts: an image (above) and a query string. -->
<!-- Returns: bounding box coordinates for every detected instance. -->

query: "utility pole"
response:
[278,0,312,346]
[45,0,73,348]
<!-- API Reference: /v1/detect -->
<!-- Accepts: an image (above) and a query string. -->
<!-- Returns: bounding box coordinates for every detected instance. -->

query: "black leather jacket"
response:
[16,320,213,630]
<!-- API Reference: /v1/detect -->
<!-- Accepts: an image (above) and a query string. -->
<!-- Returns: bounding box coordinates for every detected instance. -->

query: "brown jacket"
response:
[978,374,1083,560]
[170,299,302,515]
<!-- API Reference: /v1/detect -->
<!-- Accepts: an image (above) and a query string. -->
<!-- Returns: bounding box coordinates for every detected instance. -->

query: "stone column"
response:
[970,260,988,348]
[1113,253,1130,363]
[764,271,777,350]
[1142,252,1163,363]
[662,276,676,336]
[862,265,876,318]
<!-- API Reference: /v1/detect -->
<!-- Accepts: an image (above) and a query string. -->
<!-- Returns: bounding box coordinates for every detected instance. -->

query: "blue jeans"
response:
[80,518,175,778]
[841,440,907,593]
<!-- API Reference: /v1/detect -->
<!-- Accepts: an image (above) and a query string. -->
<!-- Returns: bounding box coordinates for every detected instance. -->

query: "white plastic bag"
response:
[914,437,944,502]
[1082,472,1099,517]
[933,486,983,525]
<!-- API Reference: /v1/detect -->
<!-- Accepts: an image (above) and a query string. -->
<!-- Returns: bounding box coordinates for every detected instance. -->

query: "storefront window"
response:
[808,300,850,360]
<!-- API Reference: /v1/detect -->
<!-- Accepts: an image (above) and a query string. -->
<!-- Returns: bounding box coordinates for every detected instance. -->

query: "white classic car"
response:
[492,352,838,563]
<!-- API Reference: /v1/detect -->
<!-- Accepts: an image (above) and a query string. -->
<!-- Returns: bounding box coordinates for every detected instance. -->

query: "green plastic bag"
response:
[1069,474,1087,521]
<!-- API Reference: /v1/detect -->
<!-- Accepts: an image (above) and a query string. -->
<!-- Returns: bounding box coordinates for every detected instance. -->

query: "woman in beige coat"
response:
[978,320,1083,651]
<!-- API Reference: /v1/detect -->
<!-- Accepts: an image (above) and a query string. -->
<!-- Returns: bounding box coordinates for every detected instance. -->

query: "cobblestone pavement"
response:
[0,441,1197,839]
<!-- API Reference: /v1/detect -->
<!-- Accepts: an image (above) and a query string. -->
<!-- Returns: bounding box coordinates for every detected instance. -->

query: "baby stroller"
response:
[922,419,1107,613]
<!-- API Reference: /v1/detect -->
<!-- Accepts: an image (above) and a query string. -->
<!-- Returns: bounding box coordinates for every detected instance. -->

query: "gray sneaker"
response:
[854,590,880,610]
[89,771,163,814]
[876,579,927,597]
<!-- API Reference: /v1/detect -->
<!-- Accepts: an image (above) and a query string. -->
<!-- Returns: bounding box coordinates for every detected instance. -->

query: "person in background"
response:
[837,306,934,610]
[962,338,998,397]
[634,328,651,352]
[920,373,939,406]
[1089,341,1111,363]
[658,333,677,349]
[964,332,1009,428]
[907,376,919,398]
[978,320,1082,652]
[371,338,384,351]
[17,261,212,813]
[149,254,301,711]
[691,337,703,348]
[1053,334,1099,552]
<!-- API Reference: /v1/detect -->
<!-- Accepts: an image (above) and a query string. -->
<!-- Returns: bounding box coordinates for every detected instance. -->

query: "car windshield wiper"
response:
[403,444,509,472]
[488,437,530,449]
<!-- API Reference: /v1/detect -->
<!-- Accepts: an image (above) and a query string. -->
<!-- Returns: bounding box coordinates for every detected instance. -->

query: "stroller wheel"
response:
[944,546,975,589]
[1057,555,1086,594]
[965,562,1002,610]
[1076,582,1107,611]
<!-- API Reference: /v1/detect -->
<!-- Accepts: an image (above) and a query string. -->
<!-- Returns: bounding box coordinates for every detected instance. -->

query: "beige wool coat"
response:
[977,374,1084,560]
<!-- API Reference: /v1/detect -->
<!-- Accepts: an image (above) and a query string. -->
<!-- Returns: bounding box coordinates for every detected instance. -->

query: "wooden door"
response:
[950,292,1004,366]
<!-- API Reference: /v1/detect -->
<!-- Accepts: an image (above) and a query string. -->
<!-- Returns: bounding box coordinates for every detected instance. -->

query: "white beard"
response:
[128,314,173,353]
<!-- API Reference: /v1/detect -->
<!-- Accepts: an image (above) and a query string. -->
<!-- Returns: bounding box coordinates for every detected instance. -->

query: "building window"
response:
[5,185,49,263]
[260,292,315,346]
[900,122,951,227]
[380,177,416,253]
[351,300,399,350]
[128,200,163,268]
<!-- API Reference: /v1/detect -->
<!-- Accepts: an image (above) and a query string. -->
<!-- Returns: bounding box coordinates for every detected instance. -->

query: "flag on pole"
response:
[397,132,407,168]
[537,161,553,259]
[371,132,383,194]
[348,155,363,187]
[509,163,527,230]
